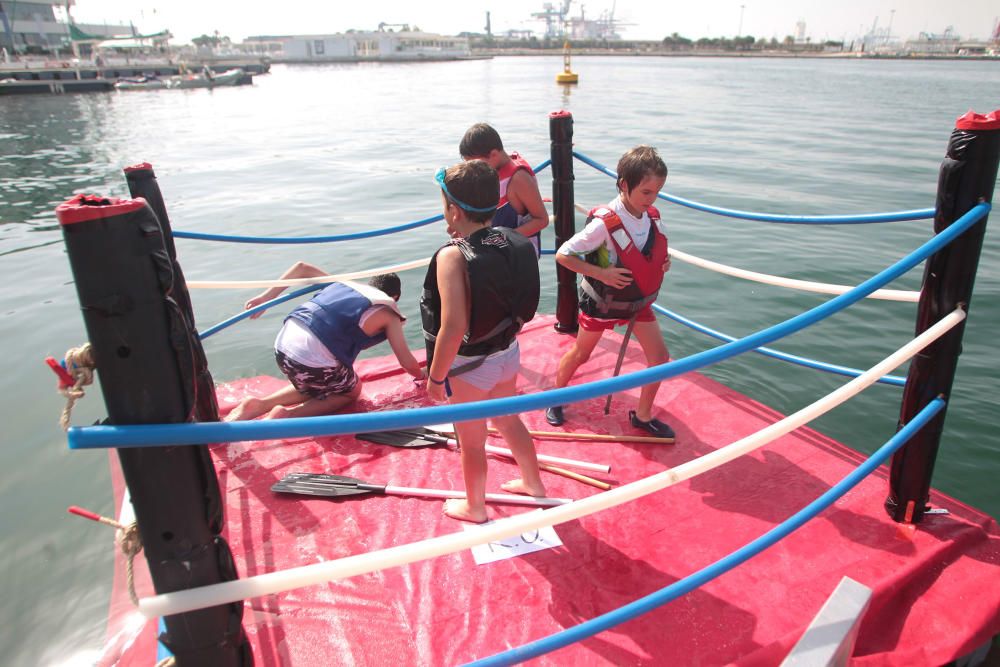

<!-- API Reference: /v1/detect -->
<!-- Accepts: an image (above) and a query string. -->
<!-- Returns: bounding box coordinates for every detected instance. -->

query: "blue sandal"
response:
[629,411,676,440]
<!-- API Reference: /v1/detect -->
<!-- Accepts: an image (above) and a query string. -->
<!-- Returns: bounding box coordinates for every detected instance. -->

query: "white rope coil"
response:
[136,307,964,619]
[186,256,432,289]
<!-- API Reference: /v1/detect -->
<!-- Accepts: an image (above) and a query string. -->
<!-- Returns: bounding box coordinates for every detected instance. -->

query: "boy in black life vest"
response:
[225,268,423,421]
[422,160,546,523]
[460,123,549,258]
[546,145,675,439]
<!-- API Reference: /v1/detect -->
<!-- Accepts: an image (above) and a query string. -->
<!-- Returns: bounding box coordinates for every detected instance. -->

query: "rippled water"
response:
[1,57,998,665]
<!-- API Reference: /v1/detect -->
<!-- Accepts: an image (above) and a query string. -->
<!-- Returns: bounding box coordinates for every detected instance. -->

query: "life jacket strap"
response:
[580,280,657,315]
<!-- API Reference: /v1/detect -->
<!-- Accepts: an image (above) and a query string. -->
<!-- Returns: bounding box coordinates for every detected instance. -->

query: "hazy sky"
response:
[69,1,1000,44]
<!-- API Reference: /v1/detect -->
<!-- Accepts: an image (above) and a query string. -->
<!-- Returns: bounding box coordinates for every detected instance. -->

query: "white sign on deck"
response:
[463,521,563,565]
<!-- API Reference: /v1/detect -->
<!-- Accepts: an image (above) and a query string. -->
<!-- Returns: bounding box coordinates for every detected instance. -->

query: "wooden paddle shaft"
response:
[486,427,674,445]
[429,431,611,473]
[537,463,613,490]
[383,486,570,506]
[485,443,609,474]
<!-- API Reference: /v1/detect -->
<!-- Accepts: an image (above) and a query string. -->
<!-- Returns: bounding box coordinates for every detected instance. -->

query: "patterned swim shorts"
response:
[274,349,359,400]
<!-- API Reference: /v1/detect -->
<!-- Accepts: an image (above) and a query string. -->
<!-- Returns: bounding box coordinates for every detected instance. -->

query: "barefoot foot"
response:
[500,479,547,498]
[224,397,268,422]
[443,499,488,523]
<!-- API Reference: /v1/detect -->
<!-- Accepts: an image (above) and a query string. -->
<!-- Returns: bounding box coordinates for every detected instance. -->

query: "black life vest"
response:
[579,205,668,320]
[421,226,539,368]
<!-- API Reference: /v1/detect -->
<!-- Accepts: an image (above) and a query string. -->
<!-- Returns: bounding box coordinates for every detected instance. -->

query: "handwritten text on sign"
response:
[463,522,563,565]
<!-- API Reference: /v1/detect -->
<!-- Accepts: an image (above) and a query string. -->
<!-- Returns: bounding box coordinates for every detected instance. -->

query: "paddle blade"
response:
[355,430,448,448]
[271,473,384,498]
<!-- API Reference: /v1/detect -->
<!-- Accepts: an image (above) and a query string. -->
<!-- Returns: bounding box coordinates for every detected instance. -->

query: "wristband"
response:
[429,375,448,385]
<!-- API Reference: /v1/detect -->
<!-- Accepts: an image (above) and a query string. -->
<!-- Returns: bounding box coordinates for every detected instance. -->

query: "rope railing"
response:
[570,202,920,301]
[468,396,947,666]
[173,213,443,244]
[572,151,936,225]
[668,247,920,302]
[168,160,552,244]
[65,203,988,450]
[199,285,324,340]
[133,311,962,619]
[652,304,907,387]
[186,256,431,290]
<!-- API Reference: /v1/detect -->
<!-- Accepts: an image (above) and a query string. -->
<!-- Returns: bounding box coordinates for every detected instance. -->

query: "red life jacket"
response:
[579,205,668,319]
[495,152,533,212]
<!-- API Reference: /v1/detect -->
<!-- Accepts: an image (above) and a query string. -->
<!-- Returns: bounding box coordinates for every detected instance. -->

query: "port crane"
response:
[532,1,572,39]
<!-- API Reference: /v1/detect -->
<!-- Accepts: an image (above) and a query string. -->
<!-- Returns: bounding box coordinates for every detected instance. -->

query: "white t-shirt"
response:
[274,291,394,369]
[557,195,665,266]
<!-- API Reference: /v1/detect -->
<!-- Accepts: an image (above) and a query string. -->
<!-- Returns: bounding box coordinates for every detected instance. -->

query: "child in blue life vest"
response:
[546,145,675,439]
[423,160,547,523]
[460,123,549,258]
[225,266,423,421]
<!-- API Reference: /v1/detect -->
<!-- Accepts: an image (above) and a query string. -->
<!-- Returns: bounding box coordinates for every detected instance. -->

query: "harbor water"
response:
[1,56,998,665]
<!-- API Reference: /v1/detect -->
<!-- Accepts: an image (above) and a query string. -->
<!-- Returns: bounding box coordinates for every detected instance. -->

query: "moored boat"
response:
[113,67,250,91]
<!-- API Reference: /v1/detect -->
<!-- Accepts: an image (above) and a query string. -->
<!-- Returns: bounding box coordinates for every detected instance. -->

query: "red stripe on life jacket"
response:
[496,153,533,208]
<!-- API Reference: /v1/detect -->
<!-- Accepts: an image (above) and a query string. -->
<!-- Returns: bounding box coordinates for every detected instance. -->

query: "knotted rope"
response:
[58,343,95,431]
[68,506,143,606]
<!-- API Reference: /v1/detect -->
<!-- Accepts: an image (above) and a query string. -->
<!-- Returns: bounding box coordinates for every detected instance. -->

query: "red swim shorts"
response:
[578,305,656,332]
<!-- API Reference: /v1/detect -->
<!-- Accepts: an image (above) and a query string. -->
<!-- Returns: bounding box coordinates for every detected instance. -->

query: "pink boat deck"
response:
[100,315,1000,666]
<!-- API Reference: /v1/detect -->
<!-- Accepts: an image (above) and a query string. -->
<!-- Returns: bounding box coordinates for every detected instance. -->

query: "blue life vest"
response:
[285,282,388,367]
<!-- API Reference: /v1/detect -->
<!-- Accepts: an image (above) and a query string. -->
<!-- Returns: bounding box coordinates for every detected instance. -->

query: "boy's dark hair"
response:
[368,273,401,300]
[616,145,668,195]
[460,123,504,159]
[443,161,499,224]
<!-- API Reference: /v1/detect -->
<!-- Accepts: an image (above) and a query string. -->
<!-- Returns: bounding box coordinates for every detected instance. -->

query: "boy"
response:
[546,145,675,439]
[225,264,423,421]
[460,123,548,258]
[422,160,546,523]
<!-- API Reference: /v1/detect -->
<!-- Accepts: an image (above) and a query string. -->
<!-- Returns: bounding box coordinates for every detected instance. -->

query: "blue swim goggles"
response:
[434,167,497,213]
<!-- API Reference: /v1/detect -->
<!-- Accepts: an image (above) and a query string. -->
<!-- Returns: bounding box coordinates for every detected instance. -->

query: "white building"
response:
[243,29,471,62]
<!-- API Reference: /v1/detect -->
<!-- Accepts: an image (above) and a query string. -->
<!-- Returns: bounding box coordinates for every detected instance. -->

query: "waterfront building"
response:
[241,28,472,62]
[0,0,132,56]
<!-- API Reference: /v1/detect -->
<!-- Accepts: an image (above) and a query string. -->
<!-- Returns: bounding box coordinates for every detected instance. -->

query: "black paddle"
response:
[271,472,570,506]
[355,429,451,449]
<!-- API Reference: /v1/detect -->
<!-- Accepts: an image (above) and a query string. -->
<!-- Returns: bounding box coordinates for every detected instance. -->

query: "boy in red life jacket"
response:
[546,146,675,439]
[460,123,549,258]
[224,267,423,421]
[423,160,547,523]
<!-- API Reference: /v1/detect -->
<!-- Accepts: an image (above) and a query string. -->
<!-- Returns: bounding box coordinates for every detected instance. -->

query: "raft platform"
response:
[98,315,1000,666]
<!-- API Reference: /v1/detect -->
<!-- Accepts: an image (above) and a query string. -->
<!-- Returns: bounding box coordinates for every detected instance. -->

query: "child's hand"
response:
[244,294,271,319]
[663,255,672,274]
[427,378,448,402]
[600,267,633,289]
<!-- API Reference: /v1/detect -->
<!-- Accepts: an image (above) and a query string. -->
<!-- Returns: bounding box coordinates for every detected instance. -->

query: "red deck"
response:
[100,315,1000,666]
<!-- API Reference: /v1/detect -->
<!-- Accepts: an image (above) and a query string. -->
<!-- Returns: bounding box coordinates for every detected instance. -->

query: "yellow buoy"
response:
[556,40,579,84]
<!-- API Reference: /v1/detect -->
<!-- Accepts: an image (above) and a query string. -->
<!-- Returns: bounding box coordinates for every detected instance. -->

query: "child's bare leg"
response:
[632,320,670,421]
[490,376,546,497]
[225,383,308,421]
[443,378,490,523]
[266,382,362,419]
[554,328,603,389]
